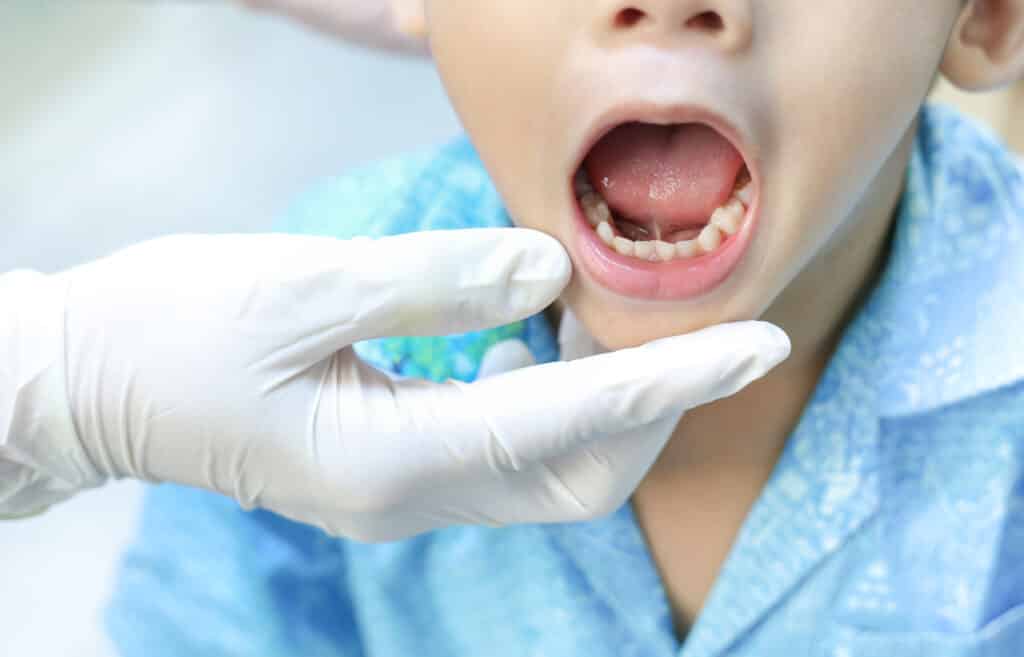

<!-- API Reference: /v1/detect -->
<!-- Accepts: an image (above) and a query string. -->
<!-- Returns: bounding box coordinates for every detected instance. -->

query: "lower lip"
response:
[571,194,758,301]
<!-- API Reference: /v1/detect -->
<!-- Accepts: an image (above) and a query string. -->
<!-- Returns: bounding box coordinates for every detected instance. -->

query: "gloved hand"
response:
[0,230,789,541]
[474,307,685,532]
[239,0,428,54]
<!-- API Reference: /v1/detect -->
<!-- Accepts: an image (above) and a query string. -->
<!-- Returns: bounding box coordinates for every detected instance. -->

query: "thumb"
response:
[255,229,570,368]
[337,228,571,341]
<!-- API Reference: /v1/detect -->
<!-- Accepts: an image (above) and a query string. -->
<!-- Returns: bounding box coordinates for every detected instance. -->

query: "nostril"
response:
[614,7,647,28]
[685,11,724,32]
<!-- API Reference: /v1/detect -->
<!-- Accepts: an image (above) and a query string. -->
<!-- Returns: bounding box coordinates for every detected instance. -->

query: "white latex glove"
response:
[0,230,790,541]
[474,308,684,528]
[239,0,428,54]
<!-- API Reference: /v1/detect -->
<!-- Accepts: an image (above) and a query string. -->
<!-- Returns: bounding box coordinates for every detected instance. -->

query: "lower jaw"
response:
[571,198,758,301]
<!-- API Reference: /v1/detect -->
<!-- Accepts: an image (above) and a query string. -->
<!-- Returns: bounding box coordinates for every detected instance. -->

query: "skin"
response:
[934,78,1024,151]
[421,0,1024,637]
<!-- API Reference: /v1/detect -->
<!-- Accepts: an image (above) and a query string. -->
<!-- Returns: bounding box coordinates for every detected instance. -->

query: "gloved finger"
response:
[534,413,681,521]
[250,229,570,369]
[342,415,677,538]
[335,228,571,340]
[400,320,790,473]
[508,307,671,520]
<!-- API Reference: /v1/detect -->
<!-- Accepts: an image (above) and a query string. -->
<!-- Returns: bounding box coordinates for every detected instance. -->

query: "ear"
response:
[391,0,427,40]
[941,0,1024,91]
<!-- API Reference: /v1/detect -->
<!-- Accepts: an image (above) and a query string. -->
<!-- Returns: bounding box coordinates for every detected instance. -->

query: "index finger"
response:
[333,228,572,343]
[393,320,791,473]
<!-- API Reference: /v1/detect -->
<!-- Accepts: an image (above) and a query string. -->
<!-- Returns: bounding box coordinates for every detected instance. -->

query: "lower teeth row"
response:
[576,172,753,262]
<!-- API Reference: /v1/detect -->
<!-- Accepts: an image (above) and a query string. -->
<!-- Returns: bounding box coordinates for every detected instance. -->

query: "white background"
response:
[0,4,458,655]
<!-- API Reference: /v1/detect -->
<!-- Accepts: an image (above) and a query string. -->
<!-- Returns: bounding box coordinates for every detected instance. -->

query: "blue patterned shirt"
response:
[108,105,1024,656]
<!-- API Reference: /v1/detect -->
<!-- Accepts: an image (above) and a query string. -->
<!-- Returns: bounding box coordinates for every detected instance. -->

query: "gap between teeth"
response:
[576,171,753,262]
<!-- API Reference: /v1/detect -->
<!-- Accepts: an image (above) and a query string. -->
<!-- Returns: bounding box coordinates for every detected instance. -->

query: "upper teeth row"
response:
[575,172,753,262]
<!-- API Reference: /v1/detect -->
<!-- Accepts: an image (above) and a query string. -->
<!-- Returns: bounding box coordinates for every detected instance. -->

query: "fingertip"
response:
[516,229,572,288]
[697,321,793,377]
[755,321,792,366]
[357,228,572,337]
[499,228,572,316]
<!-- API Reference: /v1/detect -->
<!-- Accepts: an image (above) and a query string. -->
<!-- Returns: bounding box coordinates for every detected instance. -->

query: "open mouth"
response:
[570,119,759,300]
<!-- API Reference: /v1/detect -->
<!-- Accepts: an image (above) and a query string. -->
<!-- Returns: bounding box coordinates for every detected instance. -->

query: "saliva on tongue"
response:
[584,122,745,242]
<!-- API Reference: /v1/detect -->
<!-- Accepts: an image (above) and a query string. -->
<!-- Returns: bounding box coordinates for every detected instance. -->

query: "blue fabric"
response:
[107,105,1024,656]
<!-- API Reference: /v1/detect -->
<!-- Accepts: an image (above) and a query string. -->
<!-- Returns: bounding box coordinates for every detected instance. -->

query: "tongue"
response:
[584,123,744,235]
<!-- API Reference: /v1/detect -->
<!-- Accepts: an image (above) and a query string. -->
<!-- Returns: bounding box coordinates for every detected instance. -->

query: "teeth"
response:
[574,170,594,196]
[735,182,754,206]
[612,236,635,256]
[675,239,699,258]
[654,240,676,262]
[579,169,753,262]
[581,193,611,226]
[710,199,744,236]
[634,241,656,261]
[697,224,723,253]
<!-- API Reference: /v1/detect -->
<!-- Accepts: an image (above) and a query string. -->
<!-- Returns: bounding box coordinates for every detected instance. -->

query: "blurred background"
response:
[1,4,1021,656]
[1,3,457,656]
[933,79,1024,156]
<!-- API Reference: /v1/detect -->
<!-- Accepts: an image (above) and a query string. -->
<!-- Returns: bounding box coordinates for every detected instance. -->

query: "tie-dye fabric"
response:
[107,105,1024,656]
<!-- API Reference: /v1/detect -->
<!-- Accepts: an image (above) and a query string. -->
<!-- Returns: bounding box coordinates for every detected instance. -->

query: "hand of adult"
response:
[0,230,789,540]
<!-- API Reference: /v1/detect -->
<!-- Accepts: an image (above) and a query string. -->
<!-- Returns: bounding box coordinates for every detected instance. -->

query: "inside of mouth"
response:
[575,122,754,261]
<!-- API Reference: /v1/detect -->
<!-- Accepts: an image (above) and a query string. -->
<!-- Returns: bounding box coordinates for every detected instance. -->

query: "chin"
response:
[561,279,757,351]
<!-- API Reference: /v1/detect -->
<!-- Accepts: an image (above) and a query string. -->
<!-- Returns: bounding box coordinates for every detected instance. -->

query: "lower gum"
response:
[578,175,752,263]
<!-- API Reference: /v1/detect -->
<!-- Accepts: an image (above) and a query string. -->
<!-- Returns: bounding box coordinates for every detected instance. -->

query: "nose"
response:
[596,0,753,53]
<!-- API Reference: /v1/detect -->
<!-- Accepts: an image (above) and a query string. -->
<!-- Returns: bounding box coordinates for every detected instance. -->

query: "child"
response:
[108,2,1024,655]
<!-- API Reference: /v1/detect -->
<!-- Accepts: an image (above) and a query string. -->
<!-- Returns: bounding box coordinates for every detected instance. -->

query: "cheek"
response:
[764,8,950,238]
[428,3,572,237]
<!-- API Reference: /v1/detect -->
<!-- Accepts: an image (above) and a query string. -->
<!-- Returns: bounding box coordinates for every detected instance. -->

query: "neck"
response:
[655,123,916,473]
[764,131,913,378]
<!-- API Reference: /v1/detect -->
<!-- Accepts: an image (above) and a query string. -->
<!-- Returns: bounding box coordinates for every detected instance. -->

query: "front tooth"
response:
[735,182,754,206]
[634,241,656,261]
[574,170,594,195]
[654,240,676,261]
[675,239,699,258]
[596,220,615,245]
[710,199,743,236]
[698,224,723,253]
[613,236,635,257]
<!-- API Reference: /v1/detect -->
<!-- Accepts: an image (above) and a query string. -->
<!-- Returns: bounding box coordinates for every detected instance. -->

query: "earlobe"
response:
[941,0,1024,91]
[391,0,427,39]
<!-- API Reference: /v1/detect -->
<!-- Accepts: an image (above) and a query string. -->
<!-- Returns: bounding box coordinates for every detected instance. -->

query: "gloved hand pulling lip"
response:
[0,228,788,543]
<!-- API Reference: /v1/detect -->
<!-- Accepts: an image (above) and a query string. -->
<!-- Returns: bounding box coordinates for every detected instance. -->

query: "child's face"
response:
[424,2,972,350]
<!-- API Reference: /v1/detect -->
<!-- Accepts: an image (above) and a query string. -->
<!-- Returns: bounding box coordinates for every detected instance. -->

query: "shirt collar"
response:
[871,105,1024,418]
